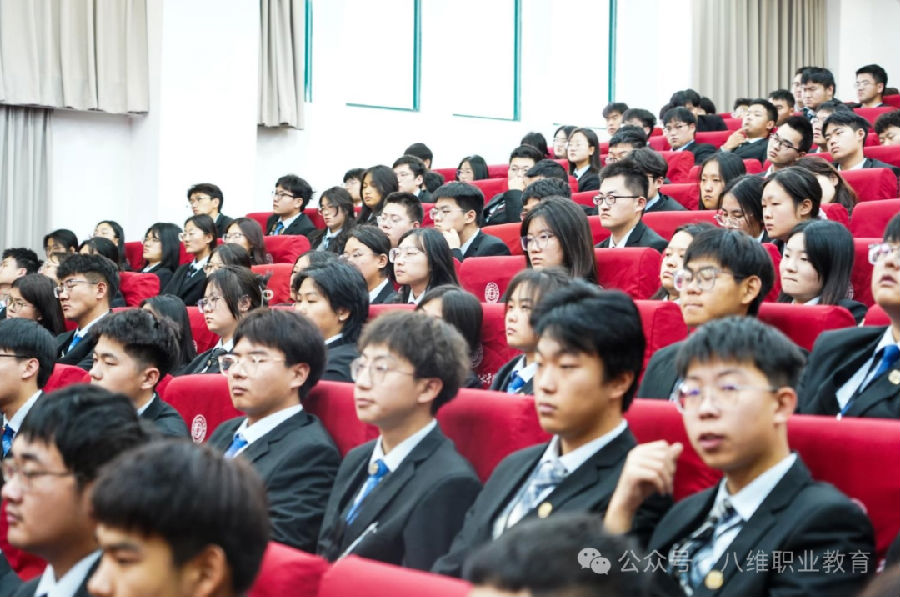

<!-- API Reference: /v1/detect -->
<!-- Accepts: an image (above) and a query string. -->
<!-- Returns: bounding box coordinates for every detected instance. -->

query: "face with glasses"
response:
[566,132,594,168]
[824,124,864,163]
[141,232,163,263]
[204,252,224,275]
[456,160,475,183]
[351,345,431,428]
[507,157,535,191]
[393,164,423,194]
[659,231,694,297]
[55,276,103,322]
[343,177,362,201]
[869,241,900,312]
[523,217,563,269]
[605,144,634,164]
[676,259,757,328]
[717,193,760,237]
[664,120,694,150]
[552,133,569,159]
[179,221,213,257]
[766,126,803,166]
[5,288,37,321]
[221,339,306,425]
[187,192,218,216]
[855,74,883,104]
[378,204,418,248]
[199,283,242,340]
[596,176,644,233]
[272,186,301,216]
[223,224,250,251]
[341,237,388,289]
[318,197,346,232]
[390,238,429,292]
[431,199,471,237]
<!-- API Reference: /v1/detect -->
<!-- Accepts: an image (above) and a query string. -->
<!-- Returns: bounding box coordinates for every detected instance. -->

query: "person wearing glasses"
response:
[206,243,253,276]
[810,99,848,154]
[662,107,717,165]
[7,275,66,336]
[187,182,232,235]
[652,223,716,302]
[432,182,510,261]
[852,64,888,108]
[0,248,40,320]
[798,213,900,419]
[209,308,339,552]
[377,192,422,249]
[139,223,181,289]
[318,310,480,570]
[343,167,366,207]
[89,309,189,438]
[484,145,544,226]
[605,317,875,597]
[393,154,432,203]
[824,110,900,174]
[629,148,686,213]
[604,126,648,166]
[551,125,576,160]
[521,197,598,284]
[520,178,573,220]
[567,128,601,193]
[455,155,489,183]
[223,218,270,265]
[637,228,773,400]
[310,187,355,252]
[266,174,316,238]
[162,214,217,306]
[341,226,397,305]
[392,228,459,305]
[763,115,813,177]
[594,161,667,252]
[52,254,119,371]
[716,175,767,242]
[719,99,777,164]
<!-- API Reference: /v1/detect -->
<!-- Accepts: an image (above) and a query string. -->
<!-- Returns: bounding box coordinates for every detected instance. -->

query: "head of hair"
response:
[78,238,122,269]
[275,174,314,210]
[140,294,197,368]
[403,142,433,165]
[292,262,369,343]
[423,171,445,193]
[599,159,650,197]
[213,243,252,270]
[520,132,549,156]
[749,98,778,124]
[793,156,858,213]
[358,165,399,222]
[432,182,485,225]
[184,214,218,252]
[56,253,120,304]
[509,144,544,164]
[698,97,717,114]
[187,183,224,211]
[346,225,393,282]
[0,318,57,387]
[699,152,747,189]
[456,155,489,181]
[383,192,424,224]
[396,228,460,301]
[93,309,180,379]
[418,285,483,357]
[768,88,795,105]
[816,99,850,119]
[43,229,79,253]
[732,97,751,111]
[319,186,356,229]
[781,115,815,153]
[96,220,127,268]
[144,223,182,271]
[607,126,648,150]
[553,125,576,140]
[359,310,469,413]
[621,108,657,131]
[603,102,629,118]
[721,174,765,228]
[343,167,365,184]
[227,218,268,265]
[11,274,66,336]
[662,106,697,127]
[522,179,572,202]
[886,213,900,243]
[502,266,573,311]
[525,159,569,183]
[801,67,836,93]
[294,250,339,273]
[778,220,854,305]
[764,166,822,218]
[2,248,40,274]
[205,267,266,324]
[392,154,427,178]
[856,63,887,87]
[823,109,871,144]
[521,198,598,283]
[874,110,900,135]
[629,147,668,179]
[566,128,602,173]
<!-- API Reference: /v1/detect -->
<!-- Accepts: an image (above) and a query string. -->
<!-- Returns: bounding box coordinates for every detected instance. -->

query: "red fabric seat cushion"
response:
[757,303,857,352]
[159,374,239,442]
[841,168,899,202]
[249,543,329,597]
[263,235,310,264]
[318,556,471,597]
[850,199,900,238]
[642,211,717,241]
[119,272,160,307]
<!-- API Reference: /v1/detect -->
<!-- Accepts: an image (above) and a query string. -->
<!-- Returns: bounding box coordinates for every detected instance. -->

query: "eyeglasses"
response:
[521,232,556,251]
[350,356,415,385]
[197,295,224,311]
[553,139,569,148]
[186,196,211,206]
[222,232,245,242]
[318,205,339,217]
[769,133,798,151]
[53,279,99,298]
[593,193,640,207]
[672,267,724,292]
[178,231,204,241]
[868,243,900,265]
[0,353,28,360]
[6,299,31,313]
[203,261,221,274]
[272,190,295,201]
[714,210,744,229]
[430,207,463,219]
[508,166,531,176]
[142,236,161,245]
[341,249,374,262]
[456,168,474,177]
[218,353,286,375]
[670,381,778,412]
[377,214,407,227]
[388,247,423,263]
[1,461,75,491]
[664,123,689,134]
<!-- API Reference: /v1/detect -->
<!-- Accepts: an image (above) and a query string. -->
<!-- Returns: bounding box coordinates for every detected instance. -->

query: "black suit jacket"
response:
[143,263,173,289]
[451,231,512,261]
[727,138,769,164]
[323,338,358,383]
[576,170,600,193]
[838,298,867,325]
[11,555,101,597]
[175,346,227,376]
[209,411,340,551]
[697,114,727,132]
[637,341,681,399]
[318,425,481,570]
[432,427,671,577]
[595,220,668,253]
[214,213,233,236]
[266,213,317,238]
[55,326,103,371]
[645,193,687,213]
[489,355,532,395]
[141,395,189,438]
[483,190,523,226]
[861,157,900,178]
[161,263,206,306]
[797,326,900,419]
[418,189,433,204]
[683,142,718,165]
[648,458,874,597]
[371,282,399,305]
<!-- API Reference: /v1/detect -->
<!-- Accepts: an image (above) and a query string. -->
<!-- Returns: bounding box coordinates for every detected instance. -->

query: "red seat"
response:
[634,300,689,375]
[252,263,293,304]
[471,178,508,203]
[481,222,524,256]
[432,167,457,183]
[648,135,668,151]
[318,556,471,597]
[368,303,414,319]
[757,303,857,352]
[694,130,732,148]
[658,182,700,210]
[594,248,662,299]
[851,238,878,307]
[854,106,895,126]
[587,216,611,245]
[262,235,310,264]
[884,95,900,108]
[841,168,900,202]
[44,364,90,392]
[642,211,718,241]
[458,256,526,303]
[305,381,379,457]
[864,304,890,327]
[571,190,596,208]
[124,241,144,271]
[658,151,696,183]
[486,164,508,178]
[820,202,850,228]
[249,543,329,597]
[863,145,900,169]
[760,243,783,302]
[476,303,522,389]
[246,211,274,231]
[118,272,160,307]
[721,117,743,130]
[160,374,239,442]
[186,306,219,353]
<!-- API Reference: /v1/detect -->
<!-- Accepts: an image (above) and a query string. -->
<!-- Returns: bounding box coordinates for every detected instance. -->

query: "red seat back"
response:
[458,256,526,303]
[659,182,699,210]
[186,306,219,353]
[481,222,524,255]
[487,164,508,178]
[854,106,895,126]
[262,235,310,264]
[118,272,160,307]
[304,381,379,456]
[820,202,850,228]
[694,130,732,148]
[471,178,508,202]
[160,374,239,442]
[246,212,273,231]
[594,248,662,299]
[571,190,596,208]
[658,151,696,183]
[634,300,689,375]
[757,303,857,352]
[642,211,718,241]
[44,364,90,392]
[841,168,900,202]
[884,95,900,108]
[476,303,521,389]
[648,135,668,151]
[249,543,329,597]
[721,117,742,130]
[851,238,878,307]
[318,556,471,597]
[587,215,611,245]
[253,263,293,304]
[761,243,783,302]
[124,241,144,271]
[432,167,457,183]
[864,304,890,326]
[863,145,900,169]
[687,159,763,181]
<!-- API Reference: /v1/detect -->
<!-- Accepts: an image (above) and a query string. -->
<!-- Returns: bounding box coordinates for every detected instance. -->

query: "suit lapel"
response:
[848,365,900,417]
[240,412,306,465]
[626,221,646,248]
[479,447,545,529]
[818,334,882,414]
[653,490,718,555]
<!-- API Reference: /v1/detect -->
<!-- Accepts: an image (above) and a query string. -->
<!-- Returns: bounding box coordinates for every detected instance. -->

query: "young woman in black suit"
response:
[340,225,397,304]
[140,222,182,289]
[162,214,217,306]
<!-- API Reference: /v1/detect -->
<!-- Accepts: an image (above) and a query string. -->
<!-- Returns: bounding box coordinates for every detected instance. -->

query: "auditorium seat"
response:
[186,306,220,353]
[160,373,238,442]
[587,216,611,245]
[757,303,857,352]
[571,190,596,208]
[851,238,878,307]
[118,271,161,307]
[841,168,900,202]
[44,364,90,392]
[658,182,699,210]
[642,210,718,241]
[432,167,457,183]
[648,135,668,151]
[594,248,662,300]
[471,178,508,202]
[883,94,900,108]
[263,235,310,264]
[634,300,689,373]
[721,117,742,130]
[658,151,695,183]
[247,211,275,230]
[853,106,895,126]
[124,242,144,271]
[486,163,508,178]
[761,243,782,302]
[249,543,329,597]
[253,263,293,304]
[318,556,471,597]
[305,381,379,457]
[482,222,524,255]
[820,202,850,228]
[694,130,732,148]
[458,255,525,302]
[864,304,890,327]
[863,145,900,169]
[368,303,414,319]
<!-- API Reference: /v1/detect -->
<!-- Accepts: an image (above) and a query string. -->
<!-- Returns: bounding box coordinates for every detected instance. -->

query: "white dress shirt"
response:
[34,550,101,597]
[231,404,303,456]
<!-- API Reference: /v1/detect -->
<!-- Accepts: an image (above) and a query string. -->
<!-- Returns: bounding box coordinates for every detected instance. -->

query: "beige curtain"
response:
[259,0,305,129]
[0,106,51,252]
[0,0,149,114]
[692,0,825,111]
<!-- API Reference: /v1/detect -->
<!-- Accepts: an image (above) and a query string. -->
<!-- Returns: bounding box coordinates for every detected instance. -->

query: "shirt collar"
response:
[192,255,210,270]
[674,141,695,152]
[325,333,344,346]
[278,212,303,229]
[35,550,101,597]
[235,404,303,448]
[645,193,661,211]
[370,419,437,473]
[838,157,866,171]
[541,420,628,473]
[136,393,157,416]
[75,311,107,338]
[4,390,42,433]
[716,453,797,523]
[407,289,424,304]
[459,228,480,255]
[214,338,234,351]
[573,165,590,179]
[512,356,538,383]
[369,279,390,302]
[610,222,638,248]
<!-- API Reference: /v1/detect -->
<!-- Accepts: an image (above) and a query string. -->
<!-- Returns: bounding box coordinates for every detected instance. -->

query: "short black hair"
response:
[522,178,571,202]
[358,310,469,414]
[93,309,180,379]
[682,228,775,316]
[392,154,427,178]
[629,147,668,179]
[18,385,149,489]
[857,63,887,87]
[92,441,269,596]
[423,171,445,192]
[781,115,815,154]
[233,308,325,399]
[675,316,805,389]
[603,102,629,118]
[502,267,573,309]
[749,98,778,124]
[599,159,649,198]
[0,318,57,388]
[662,107,697,126]
[457,155,489,181]
[213,244,252,270]
[204,266,266,320]
[698,97,717,114]
[403,142,433,165]
[621,108,657,131]
[768,88,795,105]
[383,192,424,224]
[764,166,822,218]
[2,248,40,274]
[884,212,900,243]
[509,144,543,163]
[432,182,485,226]
[874,110,900,135]
[78,238,121,269]
[520,132,549,156]
[43,229,78,253]
[187,183,224,211]
[55,253,120,305]
[344,225,393,282]
[418,285,483,358]
[532,283,645,411]
[816,99,848,117]
[608,126,648,149]
[732,97,751,110]
[293,262,369,343]
[823,109,871,143]
[525,159,568,183]
[343,167,365,184]
[275,174,314,210]
[801,67,836,93]
[184,214,219,252]
[141,295,197,369]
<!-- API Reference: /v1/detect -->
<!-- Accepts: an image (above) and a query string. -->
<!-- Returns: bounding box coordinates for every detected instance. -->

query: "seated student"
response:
[520,131,549,157]
[662,89,727,131]
[605,316,875,597]
[762,166,821,249]
[210,308,339,551]
[567,128,602,192]
[524,158,569,185]
[630,148,686,212]
[0,386,150,597]
[42,229,78,259]
[604,126,648,164]
[177,266,265,375]
[551,125,576,160]
[54,253,119,371]
[730,97,751,119]
[455,155,489,183]
[0,248,41,319]
[767,88,795,125]
[603,102,628,136]
[622,108,658,138]
[162,214,217,306]
[491,268,571,395]
[719,98,776,164]
[520,179,573,219]
[662,107,717,164]
[794,156,859,215]
[288,250,339,298]
[431,183,511,260]
[762,115,813,177]
[343,167,365,207]
[594,160,668,252]
[798,213,900,418]
[403,142,433,169]
[792,67,807,112]
[522,197,599,283]
[358,165,400,225]
[310,186,355,252]
[393,228,460,304]
[267,174,316,237]
[89,441,269,597]
[777,220,866,323]
[652,223,716,302]
[92,220,129,272]
[854,63,888,108]
[90,309,189,437]
[187,182,232,235]
[78,238,125,278]
[341,225,398,304]
[292,262,367,383]
[317,310,480,569]
[484,145,544,225]
[810,99,847,153]
[418,285,484,389]
[801,66,837,118]
[141,294,197,371]
[875,109,900,146]
[139,223,181,289]
[637,228,773,399]
[206,243,252,275]
[432,284,672,577]
[223,218,271,265]
[717,175,767,241]
[8,275,66,335]
[377,192,422,249]
[824,110,900,174]
[393,154,432,203]
[423,171,445,193]
[698,153,746,210]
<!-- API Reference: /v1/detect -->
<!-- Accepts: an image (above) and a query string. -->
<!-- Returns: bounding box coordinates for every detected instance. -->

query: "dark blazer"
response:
[490,355,532,395]
[637,341,681,399]
[645,193,687,213]
[576,170,600,193]
[175,346,227,376]
[648,457,874,597]
[318,425,481,570]
[432,427,671,578]
[418,189,433,204]
[161,263,207,306]
[0,555,21,596]
[727,138,769,164]
[11,555,101,597]
[683,142,718,165]
[697,114,727,132]
[214,213,233,236]
[143,264,173,289]
[484,190,524,226]
[797,326,900,419]
[837,298,867,325]
[141,395,189,438]
[209,411,340,551]
[309,228,344,252]
[55,326,103,371]
[861,157,900,177]
[371,282,399,305]
[595,220,668,253]
[266,213,316,238]
[451,230,512,261]
[324,338,358,383]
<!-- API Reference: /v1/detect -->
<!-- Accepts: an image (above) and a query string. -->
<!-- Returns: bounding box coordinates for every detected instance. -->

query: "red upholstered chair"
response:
[863,145,900,169]
[318,556,471,597]
[300,208,326,229]
[850,199,900,238]
[594,248,662,300]
[432,167,457,183]
[648,135,669,151]
[458,255,526,303]
[186,307,219,353]
[721,117,742,131]
[642,211,717,241]
[633,300,689,375]
[476,303,521,388]
[761,243,783,302]
[487,164,508,178]
[851,238,878,307]
[368,303,414,319]
[262,235,310,264]
[854,106,895,126]
[420,203,435,228]
[246,212,273,231]
[587,215,611,245]
[303,381,379,456]
[124,241,144,271]
[658,151,695,183]
[819,202,850,228]
[571,190,596,208]
[658,182,699,210]
[471,178,508,201]
[884,94,900,108]
[252,263,293,304]
[44,364,90,392]
[160,374,239,442]
[481,222,524,255]
[842,168,900,202]
[249,543,330,597]
[757,303,857,352]
[694,130,732,148]
[119,272,160,307]
[864,304,890,326]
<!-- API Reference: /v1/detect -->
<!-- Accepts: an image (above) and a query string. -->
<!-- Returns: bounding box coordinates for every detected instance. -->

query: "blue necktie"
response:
[223,433,248,459]
[345,459,389,524]
[669,498,741,596]
[1,425,14,457]
[68,333,84,353]
[506,370,526,394]
[273,221,284,235]
[870,344,900,386]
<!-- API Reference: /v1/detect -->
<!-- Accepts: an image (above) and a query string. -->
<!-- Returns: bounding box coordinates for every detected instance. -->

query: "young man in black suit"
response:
[209,308,339,552]
[800,67,837,118]
[317,311,480,570]
[266,174,317,238]
[433,284,671,577]
[377,192,422,249]
[767,89,795,126]
[663,108,717,165]
[53,254,118,371]
[594,160,668,252]
[393,154,432,204]
[605,126,648,163]
[761,116,813,177]
[432,182,511,261]
[630,148,686,212]
[89,309,189,437]
[798,214,900,418]
[638,228,773,399]
[606,317,875,597]
[187,182,232,236]
[854,64,888,108]
[484,145,544,225]
[824,110,900,175]
[719,99,776,164]
[0,249,40,320]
